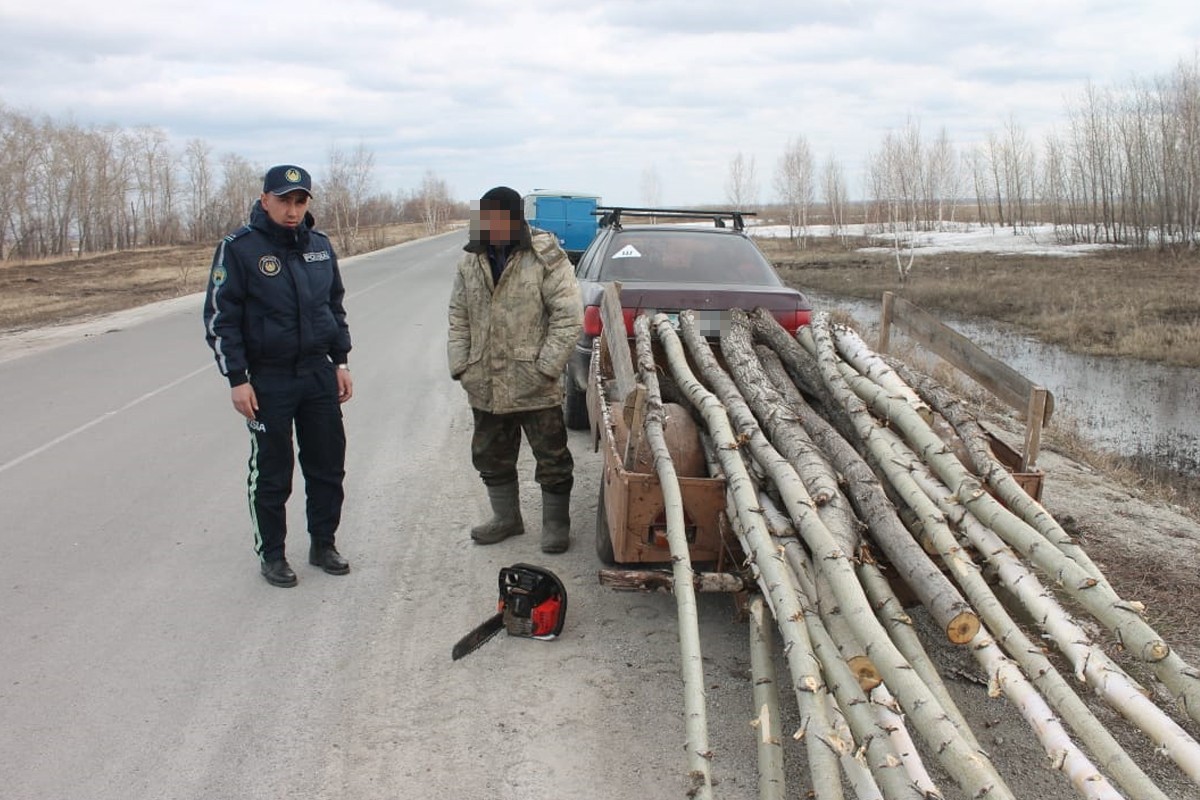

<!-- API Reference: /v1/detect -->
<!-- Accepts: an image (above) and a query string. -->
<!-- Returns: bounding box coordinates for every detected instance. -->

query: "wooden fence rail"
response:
[878,291,1053,472]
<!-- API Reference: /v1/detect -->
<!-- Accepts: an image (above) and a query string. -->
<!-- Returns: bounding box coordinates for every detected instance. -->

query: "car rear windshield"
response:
[597,229,783,285]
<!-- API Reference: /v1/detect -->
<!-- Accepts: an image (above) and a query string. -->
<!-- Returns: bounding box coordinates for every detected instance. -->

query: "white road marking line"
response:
[0,363,212,475]
[1,239,456,474]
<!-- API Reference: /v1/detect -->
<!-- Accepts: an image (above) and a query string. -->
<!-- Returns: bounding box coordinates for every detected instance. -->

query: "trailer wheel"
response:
[564,373,589,430]
[595,480,616,565]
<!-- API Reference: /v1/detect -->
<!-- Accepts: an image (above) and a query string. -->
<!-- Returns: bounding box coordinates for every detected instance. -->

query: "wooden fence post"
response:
[1022,387,1048,472]
[879,291,895,354]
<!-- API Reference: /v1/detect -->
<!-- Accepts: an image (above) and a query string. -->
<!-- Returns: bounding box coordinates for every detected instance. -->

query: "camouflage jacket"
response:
[447,229,583,413]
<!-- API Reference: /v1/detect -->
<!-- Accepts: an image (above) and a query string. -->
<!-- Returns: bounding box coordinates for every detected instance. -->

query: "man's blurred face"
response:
[480,207,516,244]
[261,190,310,228]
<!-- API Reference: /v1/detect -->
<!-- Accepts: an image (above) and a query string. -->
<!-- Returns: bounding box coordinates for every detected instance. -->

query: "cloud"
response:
[1,0,1198,204]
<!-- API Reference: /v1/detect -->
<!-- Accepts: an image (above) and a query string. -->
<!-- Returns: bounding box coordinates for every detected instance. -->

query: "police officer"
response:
[203,164,353,587]
[447,186,583,553]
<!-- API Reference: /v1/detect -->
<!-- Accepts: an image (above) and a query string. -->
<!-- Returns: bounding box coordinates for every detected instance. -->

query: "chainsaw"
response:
[451,563,567,661]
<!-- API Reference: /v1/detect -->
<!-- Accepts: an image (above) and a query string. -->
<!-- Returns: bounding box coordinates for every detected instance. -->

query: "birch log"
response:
[824,694,885,800]
[782,540,935,800]
[701,434,847,800]
[878,349,1099,572]
[809,314,1172,800]
[750,597,786,800]
[780,540,925,800]
[632,314,714,797]
[831,322,931,424]
[972,628,1126,800]
[670,312,1015,800]
[900,450,1200,788]
[826,319,1200,723]
[855,559,984,754]
[748,308,855,441]
[744,316,979,646]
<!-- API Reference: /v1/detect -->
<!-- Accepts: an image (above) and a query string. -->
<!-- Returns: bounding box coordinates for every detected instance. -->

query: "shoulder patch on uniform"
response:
[211,265,228,286]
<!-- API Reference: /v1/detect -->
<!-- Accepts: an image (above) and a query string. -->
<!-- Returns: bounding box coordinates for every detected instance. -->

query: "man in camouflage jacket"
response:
[448,186,583,553]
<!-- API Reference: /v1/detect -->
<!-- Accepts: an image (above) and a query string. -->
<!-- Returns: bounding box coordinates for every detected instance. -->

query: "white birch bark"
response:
[632,314,714,797]
[693,417,846,799]
[751,336,979,646]
[782,541,926,800]
[831,323,931,424]
[831,326,1200,723]
[901,449,1200,788]
[855,559,984,754]
[807,315,1171,800]
[670,312,1014,800]
[786,541,941,799]
[749,597,786,800]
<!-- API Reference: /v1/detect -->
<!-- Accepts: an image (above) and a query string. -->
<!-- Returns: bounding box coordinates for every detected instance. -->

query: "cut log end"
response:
[947,610,982,645]
[1144,640,1171,662]
[848,655,883,692]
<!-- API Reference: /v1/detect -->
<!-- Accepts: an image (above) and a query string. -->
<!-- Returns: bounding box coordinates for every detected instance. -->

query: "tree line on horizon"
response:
[0,112,465,261]
[744,55,1200,254]
[3,54,1199,262]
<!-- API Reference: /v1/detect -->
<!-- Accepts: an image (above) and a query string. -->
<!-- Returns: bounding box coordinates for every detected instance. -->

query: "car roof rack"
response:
[594,206,756,232]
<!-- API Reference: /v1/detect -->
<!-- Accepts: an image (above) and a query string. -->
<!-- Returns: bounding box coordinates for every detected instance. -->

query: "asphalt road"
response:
[0,232,774,800]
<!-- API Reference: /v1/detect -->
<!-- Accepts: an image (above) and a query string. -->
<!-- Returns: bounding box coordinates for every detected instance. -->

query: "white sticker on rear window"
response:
[611,245,642,259]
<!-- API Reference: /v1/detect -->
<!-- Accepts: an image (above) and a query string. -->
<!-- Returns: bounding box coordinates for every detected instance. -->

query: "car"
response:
[563,207,812,429]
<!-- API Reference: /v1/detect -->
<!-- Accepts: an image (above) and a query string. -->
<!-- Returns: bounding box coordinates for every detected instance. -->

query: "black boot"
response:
[309,544,350,575]
[261,558,298,587]
[540,490,570,554]
[471,482,525,544]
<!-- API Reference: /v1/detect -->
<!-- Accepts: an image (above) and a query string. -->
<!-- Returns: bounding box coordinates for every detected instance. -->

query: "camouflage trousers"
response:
[471,406,574,495]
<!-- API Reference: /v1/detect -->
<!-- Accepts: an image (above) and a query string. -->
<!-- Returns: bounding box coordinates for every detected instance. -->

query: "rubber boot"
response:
[471,482,524,544]
[540,490,571,554]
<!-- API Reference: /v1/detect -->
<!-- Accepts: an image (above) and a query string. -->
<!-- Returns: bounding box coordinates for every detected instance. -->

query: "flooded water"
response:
[810,292,1200,478]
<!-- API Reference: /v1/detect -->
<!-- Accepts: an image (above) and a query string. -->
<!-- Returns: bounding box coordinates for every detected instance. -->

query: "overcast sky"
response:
[1,0,1197,206]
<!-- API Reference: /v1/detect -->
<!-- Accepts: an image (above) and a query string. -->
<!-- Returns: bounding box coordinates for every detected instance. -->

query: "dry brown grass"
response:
[0,223,430,331]
[760,237,1200,368]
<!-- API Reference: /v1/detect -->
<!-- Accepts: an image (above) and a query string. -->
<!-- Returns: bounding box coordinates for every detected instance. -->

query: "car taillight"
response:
[772,308,812,334]
[583,305,639,337]
[583,305,603,336]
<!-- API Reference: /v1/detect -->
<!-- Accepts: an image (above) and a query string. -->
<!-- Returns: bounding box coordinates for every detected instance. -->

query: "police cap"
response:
[263,165,313,197]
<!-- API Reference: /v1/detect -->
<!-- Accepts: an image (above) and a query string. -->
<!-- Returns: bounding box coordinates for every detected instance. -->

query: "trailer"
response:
[586,326,736,568]
[583,288,1049,581]
[523,190,601,263]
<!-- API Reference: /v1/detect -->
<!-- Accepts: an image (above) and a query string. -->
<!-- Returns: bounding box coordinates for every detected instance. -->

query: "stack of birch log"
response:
[631,306,1200,800]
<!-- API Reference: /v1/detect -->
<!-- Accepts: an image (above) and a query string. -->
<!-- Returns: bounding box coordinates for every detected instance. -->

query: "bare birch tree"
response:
[415,169,453,235]
[867,120,923,281]
[183,138,216,243]
[639,164,662,208]
[126,126,177,246]
[773,136,815,243]
[324,142,376,254]
[821,154,848,242]
[1002,116,1036,231]
[925,127,961,228]
[725,151,758,210]
[215,154,260,234]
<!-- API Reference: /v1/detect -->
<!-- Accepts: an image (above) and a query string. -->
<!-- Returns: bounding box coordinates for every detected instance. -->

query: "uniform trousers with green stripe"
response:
[246,362,346,562]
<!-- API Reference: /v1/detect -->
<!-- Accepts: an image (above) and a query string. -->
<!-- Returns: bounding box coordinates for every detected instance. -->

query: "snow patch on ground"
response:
[750,222,1122,257]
